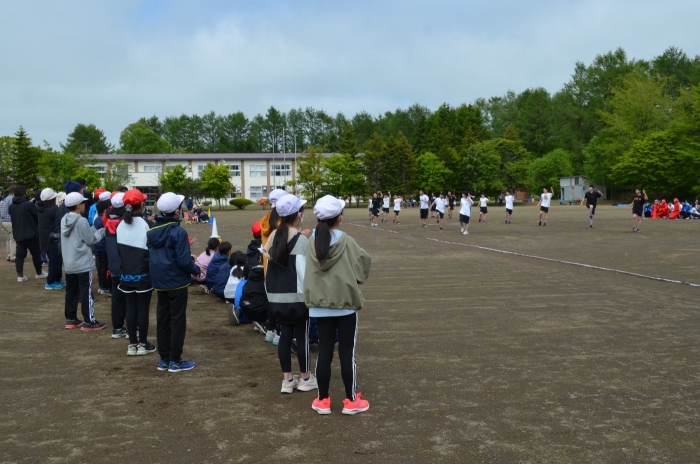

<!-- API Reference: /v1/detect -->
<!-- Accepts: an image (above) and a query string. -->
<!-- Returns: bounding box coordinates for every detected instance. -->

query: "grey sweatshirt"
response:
[61,212,105,274]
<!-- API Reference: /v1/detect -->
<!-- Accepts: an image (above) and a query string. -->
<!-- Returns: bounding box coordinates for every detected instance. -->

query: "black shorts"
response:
[632,207,643,217]
[540,206,549,213]
[420,209,428,219]
[430,205,436,211]
[393,210,400,215]
[587,205,596,216]
[460,214,470,224]
[382,207,389,213]
[480,207,488,214]
[371,208,379,216]
[437,211,444,219]
[506,208,513,215]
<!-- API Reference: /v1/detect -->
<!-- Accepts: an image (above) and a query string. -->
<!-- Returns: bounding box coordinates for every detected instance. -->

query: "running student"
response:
[447,191,456,220]
[264,194,317,394]
[430,193,447,231]
[381,192,390,223]
[460,192,474,235]
[504,190,514,224]
[419,190,429,227]
[582,184,603,229]
[393,194,402,224]
[478,193,489,223]
[628,188,648,233]
[370,192,381,227]
[305,195,372,415]
[537,187,553,226]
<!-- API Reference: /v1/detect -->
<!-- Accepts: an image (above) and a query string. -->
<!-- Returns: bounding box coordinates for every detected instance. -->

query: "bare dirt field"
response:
[1,204,699,463]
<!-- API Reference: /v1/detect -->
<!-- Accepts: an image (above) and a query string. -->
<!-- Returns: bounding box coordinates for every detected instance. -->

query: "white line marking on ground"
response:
[348,223,700,288]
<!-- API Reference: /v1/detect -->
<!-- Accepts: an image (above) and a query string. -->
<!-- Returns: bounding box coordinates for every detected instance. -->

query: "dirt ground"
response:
[1,204,699,463]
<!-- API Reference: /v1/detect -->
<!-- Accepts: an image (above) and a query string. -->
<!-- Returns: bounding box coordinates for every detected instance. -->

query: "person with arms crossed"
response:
[504,190,514,224]
[537,187,553,226]
[627,188,647,233]
[581,185,603,229]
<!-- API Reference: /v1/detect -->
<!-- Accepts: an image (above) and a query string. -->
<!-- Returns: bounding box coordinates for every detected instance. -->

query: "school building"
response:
[91,153,312,204]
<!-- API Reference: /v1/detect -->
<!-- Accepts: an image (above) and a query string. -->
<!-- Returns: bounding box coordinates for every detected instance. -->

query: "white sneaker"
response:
[281,377,299,394]
[297,374,318,392]
[460,227,464,233]
[17,276,28,282]
[462,231,468,235]
[35,272,48,279]
[273,333,280,345]
[127,344,139,356]
[265,330,274,342]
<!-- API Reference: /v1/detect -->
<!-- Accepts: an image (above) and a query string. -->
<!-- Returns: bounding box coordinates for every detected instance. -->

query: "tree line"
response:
[2,46,699,200]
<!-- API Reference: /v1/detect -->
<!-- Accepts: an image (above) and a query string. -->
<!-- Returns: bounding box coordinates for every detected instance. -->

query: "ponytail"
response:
[229,251,247,279]
[314,215,340,263]
[122,202,143,225]
[205,237,220,256]
[269,207,280,231]
[270,212,298,268]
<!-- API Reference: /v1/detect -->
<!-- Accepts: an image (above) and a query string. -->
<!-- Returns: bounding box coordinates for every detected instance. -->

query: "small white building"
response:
[92,153,319,204]
[559,176,606,202]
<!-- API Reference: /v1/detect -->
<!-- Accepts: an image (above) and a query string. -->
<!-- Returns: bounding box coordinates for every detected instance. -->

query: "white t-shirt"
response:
[419,195,429,209]
[460,197,473,216]
[479,197,489,207]
[393,198,401,211]
[382,197,390,209]
[505,195,514,210]
[541,193,552,208]
[435,198,446,213]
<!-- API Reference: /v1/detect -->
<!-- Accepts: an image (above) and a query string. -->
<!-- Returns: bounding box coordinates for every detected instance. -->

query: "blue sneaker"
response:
[58,280,67,287]
[44,282,62,290]
[157,359,170,371]
[168,360,195,373]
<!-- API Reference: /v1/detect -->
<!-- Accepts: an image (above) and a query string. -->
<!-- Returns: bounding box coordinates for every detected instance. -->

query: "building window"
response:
[229,164,241,177]
[271,163,291,177]
[143,165,162,173]
[249,186,268,199]
[250,164,266,177]
[574,177,580,186]
[86,165,107,178]
[166,164,187,171]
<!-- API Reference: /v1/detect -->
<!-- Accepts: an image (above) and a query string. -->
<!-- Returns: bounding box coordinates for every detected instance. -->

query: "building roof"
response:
[92,153,331,162]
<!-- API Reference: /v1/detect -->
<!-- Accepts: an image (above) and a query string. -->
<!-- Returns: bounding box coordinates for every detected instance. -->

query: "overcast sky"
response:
[1,0,698,149]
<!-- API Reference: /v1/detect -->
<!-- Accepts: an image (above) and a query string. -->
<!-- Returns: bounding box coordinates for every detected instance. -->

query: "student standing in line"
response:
[381,191,391,223]
[478,193,489,223]
[430,193,447,231]
[393,194,402,224]
[305,195,372,415]
[60,192,106,330]
[264,194,317,394]
[8,186,47,283]
[1,186,16,263]
[94,193,113,295]
[460,191,474,235]
[504,190,514,224]
[104,192,128,339]
[581,184,604,229]
[148,192,202,372]
[537,187,553,226]
[419,190,430,227]
[117,189,156,356]
[628,188,648,233]
[37,188,62,290]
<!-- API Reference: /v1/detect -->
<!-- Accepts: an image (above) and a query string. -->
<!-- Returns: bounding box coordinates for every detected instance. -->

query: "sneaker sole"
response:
[342,405,370,415]
[127,350,139,356]
[65,324,83,329]
[297,385,317,392]
[281,387,295,394]
[111,333,128,339]
[81,326,106,331]
[312,406,331,415]
[168,366,195,373]
[157,366,169,371]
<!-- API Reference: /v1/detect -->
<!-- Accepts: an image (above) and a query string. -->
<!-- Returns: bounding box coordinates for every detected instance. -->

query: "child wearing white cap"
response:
[263,193,317,393]
[305,195,372,415]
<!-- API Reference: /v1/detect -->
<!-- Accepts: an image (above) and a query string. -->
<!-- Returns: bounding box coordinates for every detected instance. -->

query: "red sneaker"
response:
[312,397,331,415]
[65,319,83,329]
[342,393,370,415]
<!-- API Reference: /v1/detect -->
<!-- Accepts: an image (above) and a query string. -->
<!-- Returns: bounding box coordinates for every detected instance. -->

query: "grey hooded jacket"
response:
[61,212,105,274]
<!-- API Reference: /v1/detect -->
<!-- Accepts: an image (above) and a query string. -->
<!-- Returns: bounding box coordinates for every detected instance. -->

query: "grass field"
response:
[1,204,699,463]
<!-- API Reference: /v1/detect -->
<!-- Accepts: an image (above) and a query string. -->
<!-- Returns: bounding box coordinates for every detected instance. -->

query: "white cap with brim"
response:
[64,192,86,208]
[268,189,288,208]
[40,188,57,202]
[98,191,112,201]
[313,195,345,220]
[157,192,185,214]
[111,192,125,208]
[276,194,307,217]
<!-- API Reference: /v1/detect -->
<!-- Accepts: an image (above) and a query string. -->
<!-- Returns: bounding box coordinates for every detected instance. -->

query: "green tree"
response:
[0,136,15,192]
[61,123,114,154]
[12,127,41,191]
[415,152,450,194]
[38,147,80,191]
[103,160,133,192]
[73,166,102,190]
[323,153,364,200]
[382,132,415,192]
[292,145,325,202]
[159,165,187,193]
[119,122,172,154]
[181,177,204,202]
[200,163,232,209]
[339,122,358,156]
[528,149,574,194]
[362,132,386,192]
[459,143,502,194]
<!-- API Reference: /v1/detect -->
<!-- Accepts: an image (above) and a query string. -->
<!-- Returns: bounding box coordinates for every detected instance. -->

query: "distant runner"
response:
[460,191,474,235]
[419,190,430,228]
[628,188,647,233]
[582,184,603,229]
[537,187,553,226]
[504,190,514,224]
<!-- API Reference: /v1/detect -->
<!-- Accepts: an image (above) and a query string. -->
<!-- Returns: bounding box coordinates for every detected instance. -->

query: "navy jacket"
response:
[147,217,200,291]
[93,214,107,254]
[205,252,229,288]
[211,261,232,299]
[8,196,39,241]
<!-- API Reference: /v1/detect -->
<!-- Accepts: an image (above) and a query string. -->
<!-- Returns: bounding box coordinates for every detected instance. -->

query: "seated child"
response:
[193,238,220,283]
[239,251,272,333]
[205,241,231,290]
[247,221,262,264]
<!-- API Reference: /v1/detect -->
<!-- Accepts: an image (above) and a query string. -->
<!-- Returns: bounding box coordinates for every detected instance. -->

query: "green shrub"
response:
[202,201,212,206]
[229,198,254,209]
